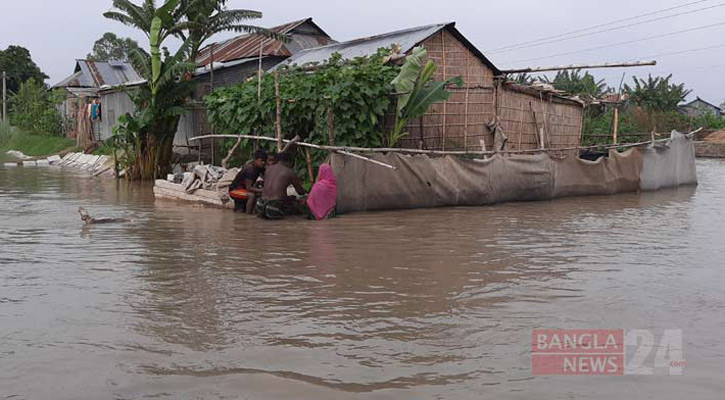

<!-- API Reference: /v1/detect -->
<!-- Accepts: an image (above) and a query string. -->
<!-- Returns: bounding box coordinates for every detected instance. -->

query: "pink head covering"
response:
[307,163,338,220]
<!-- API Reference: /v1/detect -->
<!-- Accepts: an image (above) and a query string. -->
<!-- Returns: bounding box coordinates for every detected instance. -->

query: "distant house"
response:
[679,97,722,119]
[276,22,585,152]
[52,60,142,142]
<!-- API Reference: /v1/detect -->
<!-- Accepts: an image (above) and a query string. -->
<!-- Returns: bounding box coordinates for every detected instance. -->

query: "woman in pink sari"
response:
[307,163,338,220]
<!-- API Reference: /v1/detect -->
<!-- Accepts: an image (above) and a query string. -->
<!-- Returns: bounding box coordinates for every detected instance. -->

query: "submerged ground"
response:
[1,160,724,399]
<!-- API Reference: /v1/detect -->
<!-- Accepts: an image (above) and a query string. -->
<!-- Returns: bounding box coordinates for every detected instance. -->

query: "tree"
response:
[10,78,63,135]
[545,69,609,98]
[175,0,269,61]
[511,73,539,85]
[103,0,270,179]
[390,47,463,146]
[87,32,141,62]
[0,45,49,94]
[624,74,691,112]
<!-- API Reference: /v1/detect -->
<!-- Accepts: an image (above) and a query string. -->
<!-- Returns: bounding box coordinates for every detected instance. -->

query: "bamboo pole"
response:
[613,107,619,144]
[2,71,6,122]
[501,60,657,74]
[463,50,470,151]
[190,134,397,169]
[258,38,264,99]
[304,148,314,182]
[441,32,447,151]
[274,71,282,151]
[189,130,702,158]
[327,103,335,146]
[209,43,215,90]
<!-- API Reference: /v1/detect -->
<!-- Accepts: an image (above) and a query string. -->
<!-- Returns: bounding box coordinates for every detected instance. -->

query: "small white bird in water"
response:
[78,207,130,225]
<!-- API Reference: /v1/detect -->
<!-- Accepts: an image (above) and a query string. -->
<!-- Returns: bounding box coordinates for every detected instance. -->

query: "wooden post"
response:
[441,32,447,151]
[327,103,335,146]
[209,43,215,91]
[258,38,264,99]
[274,71,282,151]
[463,49,470,151]
[613,107,619,144]
[305,148,314,183]
[2,71,6,122]
[517,97,525,151]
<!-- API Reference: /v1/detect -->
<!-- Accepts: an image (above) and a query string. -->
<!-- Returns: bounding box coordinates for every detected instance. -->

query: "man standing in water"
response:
[257,152,306,219]
[229,149,267,214]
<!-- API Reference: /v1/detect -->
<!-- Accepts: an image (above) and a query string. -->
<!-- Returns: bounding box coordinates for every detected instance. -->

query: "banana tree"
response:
[390,47,463,147]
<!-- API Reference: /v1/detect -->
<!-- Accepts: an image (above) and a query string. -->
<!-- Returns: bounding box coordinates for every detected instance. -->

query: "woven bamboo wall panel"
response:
[386,28,583,153]
[498,87,583,154]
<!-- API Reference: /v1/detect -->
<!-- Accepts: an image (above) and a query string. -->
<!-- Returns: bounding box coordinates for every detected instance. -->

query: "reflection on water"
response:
[1,160,724,399]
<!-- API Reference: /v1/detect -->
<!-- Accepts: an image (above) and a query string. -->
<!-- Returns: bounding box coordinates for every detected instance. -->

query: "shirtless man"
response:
[258,152,306,219]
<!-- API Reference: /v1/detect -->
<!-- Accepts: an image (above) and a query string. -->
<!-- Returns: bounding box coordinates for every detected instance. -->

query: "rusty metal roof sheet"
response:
[196,18,332,66]
[273,22,501,75]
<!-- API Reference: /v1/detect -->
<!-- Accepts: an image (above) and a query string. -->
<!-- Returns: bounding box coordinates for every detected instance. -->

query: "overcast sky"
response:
[1,0,723,105]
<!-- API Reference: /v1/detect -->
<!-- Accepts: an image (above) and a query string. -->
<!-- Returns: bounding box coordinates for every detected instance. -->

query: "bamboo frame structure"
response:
[190,128,701,159]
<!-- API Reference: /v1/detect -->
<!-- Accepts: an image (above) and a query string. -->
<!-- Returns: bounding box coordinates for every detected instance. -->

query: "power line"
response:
[488,2,725,55]
[628,43,725,61]
[486,0,712,52]
[500,21,725,65]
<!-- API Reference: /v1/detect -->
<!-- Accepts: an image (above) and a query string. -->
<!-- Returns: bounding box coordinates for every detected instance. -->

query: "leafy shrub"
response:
[9,78,63,136]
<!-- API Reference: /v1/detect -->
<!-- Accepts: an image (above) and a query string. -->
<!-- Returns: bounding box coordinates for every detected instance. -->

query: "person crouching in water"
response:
[307,163,338,220]
[229,149,267,214]
[257,152,306,219]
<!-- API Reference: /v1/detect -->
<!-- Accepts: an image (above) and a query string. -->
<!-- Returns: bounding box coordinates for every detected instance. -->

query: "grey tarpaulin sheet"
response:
[330,132,697,214]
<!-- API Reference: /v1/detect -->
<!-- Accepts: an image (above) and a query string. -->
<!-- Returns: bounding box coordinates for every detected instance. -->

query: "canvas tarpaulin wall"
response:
[330,132,697,214]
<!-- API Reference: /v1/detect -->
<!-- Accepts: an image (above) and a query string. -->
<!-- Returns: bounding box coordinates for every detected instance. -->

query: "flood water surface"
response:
[1,160,724,399]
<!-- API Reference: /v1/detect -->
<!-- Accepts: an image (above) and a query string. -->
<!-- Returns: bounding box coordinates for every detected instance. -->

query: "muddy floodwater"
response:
[1,160,724,399]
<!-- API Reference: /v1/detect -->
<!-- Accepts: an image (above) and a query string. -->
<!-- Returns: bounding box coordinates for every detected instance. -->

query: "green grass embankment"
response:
[0,122,77,158]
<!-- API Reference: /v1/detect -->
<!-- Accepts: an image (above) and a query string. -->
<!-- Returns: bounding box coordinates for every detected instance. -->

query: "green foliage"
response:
[87,32,141,61]
[0,120,15,143]
[390,47,463,146]
[693,112,725,130]
[9,78,63,136]
[206,48,400,153]
[624,74,691,112]
[104,0,271,180]
[0,129,75,157]
[511,73,538,85]
[545,69,609,98]
[176,0,268,60]
[581,107,691,146]
[0,45,48,94]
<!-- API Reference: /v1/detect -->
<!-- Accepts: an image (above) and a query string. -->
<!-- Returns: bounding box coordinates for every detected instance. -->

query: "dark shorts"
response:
[256,198,300,220]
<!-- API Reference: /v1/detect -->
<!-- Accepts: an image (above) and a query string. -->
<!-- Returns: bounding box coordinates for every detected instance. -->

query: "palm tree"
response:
[624,74,691,112]
[545,69,609,98]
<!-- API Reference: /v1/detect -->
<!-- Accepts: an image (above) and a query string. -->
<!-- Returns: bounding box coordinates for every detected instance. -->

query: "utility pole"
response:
[2,71,6,122]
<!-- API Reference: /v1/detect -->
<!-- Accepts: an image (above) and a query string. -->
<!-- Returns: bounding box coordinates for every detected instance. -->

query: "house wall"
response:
[174,56,288,153]
[680,100,721,119]
[390,28,583,153]
[100,90,135,141]
[394,29,497,151]
[498,87,583,154]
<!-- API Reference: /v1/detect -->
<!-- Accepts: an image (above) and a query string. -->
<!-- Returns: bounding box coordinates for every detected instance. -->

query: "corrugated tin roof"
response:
[195,18,332,66]
[52,70,92,89]
[53,60,142,89]
[275,23,447,69]
[273,22,501,75]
